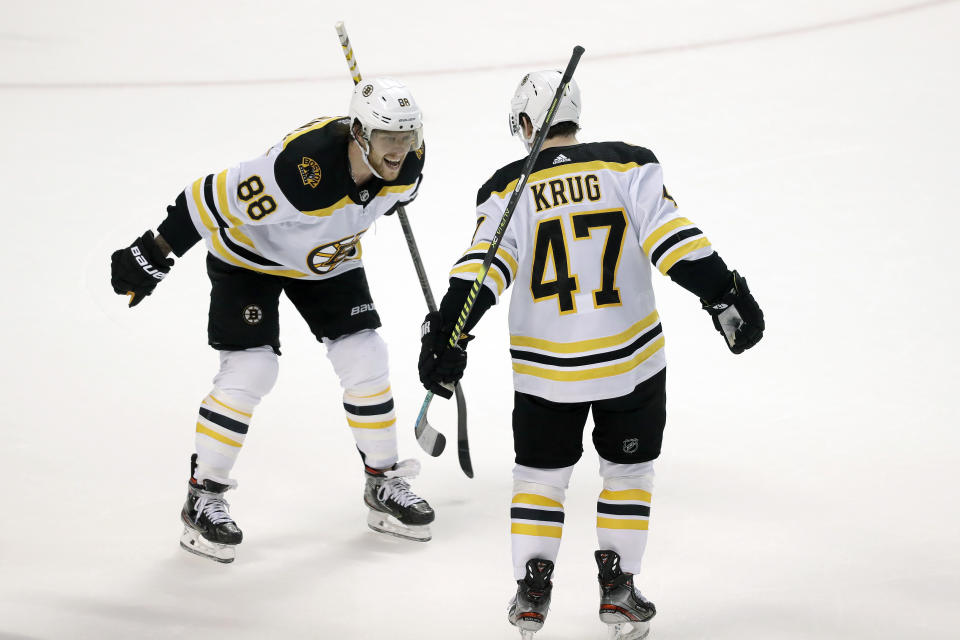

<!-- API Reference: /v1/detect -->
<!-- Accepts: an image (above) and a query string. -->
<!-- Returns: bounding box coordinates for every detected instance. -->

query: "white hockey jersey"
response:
[173,116,422,279]
[451,142,713,403]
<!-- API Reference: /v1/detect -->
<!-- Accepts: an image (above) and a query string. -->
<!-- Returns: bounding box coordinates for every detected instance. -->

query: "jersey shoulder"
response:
[475,142,660,206]
[476,156,526,206]
[274,116,353,211]
[581,141,659,166]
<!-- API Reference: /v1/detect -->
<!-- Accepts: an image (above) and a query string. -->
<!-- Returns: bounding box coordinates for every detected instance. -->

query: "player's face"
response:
[368,129,419,180]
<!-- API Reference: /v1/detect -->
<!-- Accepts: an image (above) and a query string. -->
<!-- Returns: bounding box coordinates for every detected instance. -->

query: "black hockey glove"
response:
[110,231,174,307]
[701,271,764,354]
[418,311,472,399]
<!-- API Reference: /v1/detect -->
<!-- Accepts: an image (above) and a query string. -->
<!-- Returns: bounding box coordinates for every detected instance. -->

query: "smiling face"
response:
[366,129,418,181]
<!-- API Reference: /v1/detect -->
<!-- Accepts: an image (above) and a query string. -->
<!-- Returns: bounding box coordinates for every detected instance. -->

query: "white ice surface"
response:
[2,1,959,638]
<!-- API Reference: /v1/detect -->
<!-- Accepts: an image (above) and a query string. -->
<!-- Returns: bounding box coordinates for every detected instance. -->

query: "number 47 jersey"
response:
[451,142,714,403]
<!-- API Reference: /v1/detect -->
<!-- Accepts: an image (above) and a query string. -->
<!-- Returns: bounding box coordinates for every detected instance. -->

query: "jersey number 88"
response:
[237,176,278,221]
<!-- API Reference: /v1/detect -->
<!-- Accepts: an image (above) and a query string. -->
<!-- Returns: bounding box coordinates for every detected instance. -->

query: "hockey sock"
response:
[344,384,398,470]
[511,464,574,581]
[596,458,655,575]
[194,388,255,486]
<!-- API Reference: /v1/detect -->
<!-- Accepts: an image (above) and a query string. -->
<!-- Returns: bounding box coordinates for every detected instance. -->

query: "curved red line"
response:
[1,0,954,91]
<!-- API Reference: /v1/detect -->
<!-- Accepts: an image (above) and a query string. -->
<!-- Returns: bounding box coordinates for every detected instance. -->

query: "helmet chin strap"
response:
[352,133,384,180]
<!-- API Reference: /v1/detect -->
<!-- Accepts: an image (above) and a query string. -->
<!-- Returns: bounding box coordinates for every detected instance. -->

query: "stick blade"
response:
[455,383,473,478]
[415,408,446,457]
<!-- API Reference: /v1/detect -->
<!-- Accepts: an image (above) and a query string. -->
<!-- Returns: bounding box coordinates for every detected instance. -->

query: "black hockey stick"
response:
[411,45,586,454]
[335,22,472,474]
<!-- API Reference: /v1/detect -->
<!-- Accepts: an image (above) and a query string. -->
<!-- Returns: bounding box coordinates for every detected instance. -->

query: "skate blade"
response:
[604,621,651,640]
[180,526,237,563]
[366,510,431,542]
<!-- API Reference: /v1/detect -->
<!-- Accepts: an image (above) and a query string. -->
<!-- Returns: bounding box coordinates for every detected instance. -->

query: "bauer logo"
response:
[298,157,321,188]
[362,84,373,97]
[622,438,639,454]
[242,305,263,325]
[350,303,376,316]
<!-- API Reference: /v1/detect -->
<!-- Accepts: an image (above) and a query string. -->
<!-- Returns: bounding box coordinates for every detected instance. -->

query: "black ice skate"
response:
[180,454,242,563]
[364,459,434,542]
[507,558,554,639]
[596,550,656,640]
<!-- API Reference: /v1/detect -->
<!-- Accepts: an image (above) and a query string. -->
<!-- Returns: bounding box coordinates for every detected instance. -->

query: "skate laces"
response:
[378,477,422,508]
[194,491,234,526]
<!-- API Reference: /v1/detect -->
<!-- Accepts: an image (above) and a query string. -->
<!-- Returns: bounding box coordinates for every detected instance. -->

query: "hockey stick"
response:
[335,22,472,474]
[411,46,586,450]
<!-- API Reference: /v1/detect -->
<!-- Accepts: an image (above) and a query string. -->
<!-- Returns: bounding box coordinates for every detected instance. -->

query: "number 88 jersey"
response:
[450,142,714,403]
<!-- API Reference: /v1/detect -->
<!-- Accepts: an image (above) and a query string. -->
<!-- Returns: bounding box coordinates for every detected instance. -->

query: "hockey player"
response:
[110,78,435,563]
[418,71,764,638]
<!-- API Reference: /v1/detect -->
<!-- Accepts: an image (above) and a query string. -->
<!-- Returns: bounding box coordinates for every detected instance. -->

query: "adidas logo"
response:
[552,153,571,165]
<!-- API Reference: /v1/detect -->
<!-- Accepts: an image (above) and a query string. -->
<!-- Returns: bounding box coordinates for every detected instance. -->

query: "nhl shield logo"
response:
[622,438,639,454]
[359,189,370,202]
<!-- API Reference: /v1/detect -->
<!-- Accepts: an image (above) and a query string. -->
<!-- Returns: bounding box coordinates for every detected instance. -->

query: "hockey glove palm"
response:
[110,231,174,307]
[702,271,764,354]
[418,311,471,399]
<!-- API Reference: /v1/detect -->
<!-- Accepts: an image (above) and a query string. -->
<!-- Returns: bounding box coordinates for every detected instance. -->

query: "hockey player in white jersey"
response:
[110,78,435,563]
[419,71,764,638]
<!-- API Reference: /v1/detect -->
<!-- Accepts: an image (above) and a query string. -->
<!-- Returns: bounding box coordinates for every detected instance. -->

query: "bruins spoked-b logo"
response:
[362,84,373,97]
[622,438,639,454]
[298,157,321,188]
[307,231,366,275]
[242,304,263,325]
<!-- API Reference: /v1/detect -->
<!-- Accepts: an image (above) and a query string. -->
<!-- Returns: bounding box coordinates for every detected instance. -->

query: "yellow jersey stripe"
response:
[450,263,505,295]
[196,423,242,448]
[207,394,252,418]
[491,160,646,199]
[191,178,216,231]
[658,237,711,275]
[226,227,257,249]
[599,489,652,503]
[510,523,563,538]
[377,183,417,197]
[511,311,659,354]
[350,386,392,399]
[282,116,340,149]
[209,234,309,278]
[465,241,520,276]
[216,171,245,227]
[597,517,649,531]
[302,194,354,218]
[512,493,563,508]
[347,417,397,430]
[512,337,665,382]
[641,217,694,255]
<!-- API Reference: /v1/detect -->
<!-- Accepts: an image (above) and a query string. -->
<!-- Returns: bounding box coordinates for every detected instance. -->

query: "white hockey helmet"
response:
[349,77,424,152]
[508,70,581,149]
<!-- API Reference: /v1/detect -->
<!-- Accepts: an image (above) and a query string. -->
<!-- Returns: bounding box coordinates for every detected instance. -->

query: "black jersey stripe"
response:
[454,252,513,288]
[511,507,565,524]
[510,324,663,368]
[198,407,249,435]
[343,399,395,417]
[478,141,659,205]
[650,228,703,266]
[596,502,651,518]
[203,174,228,228]
[217,229,284,268]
